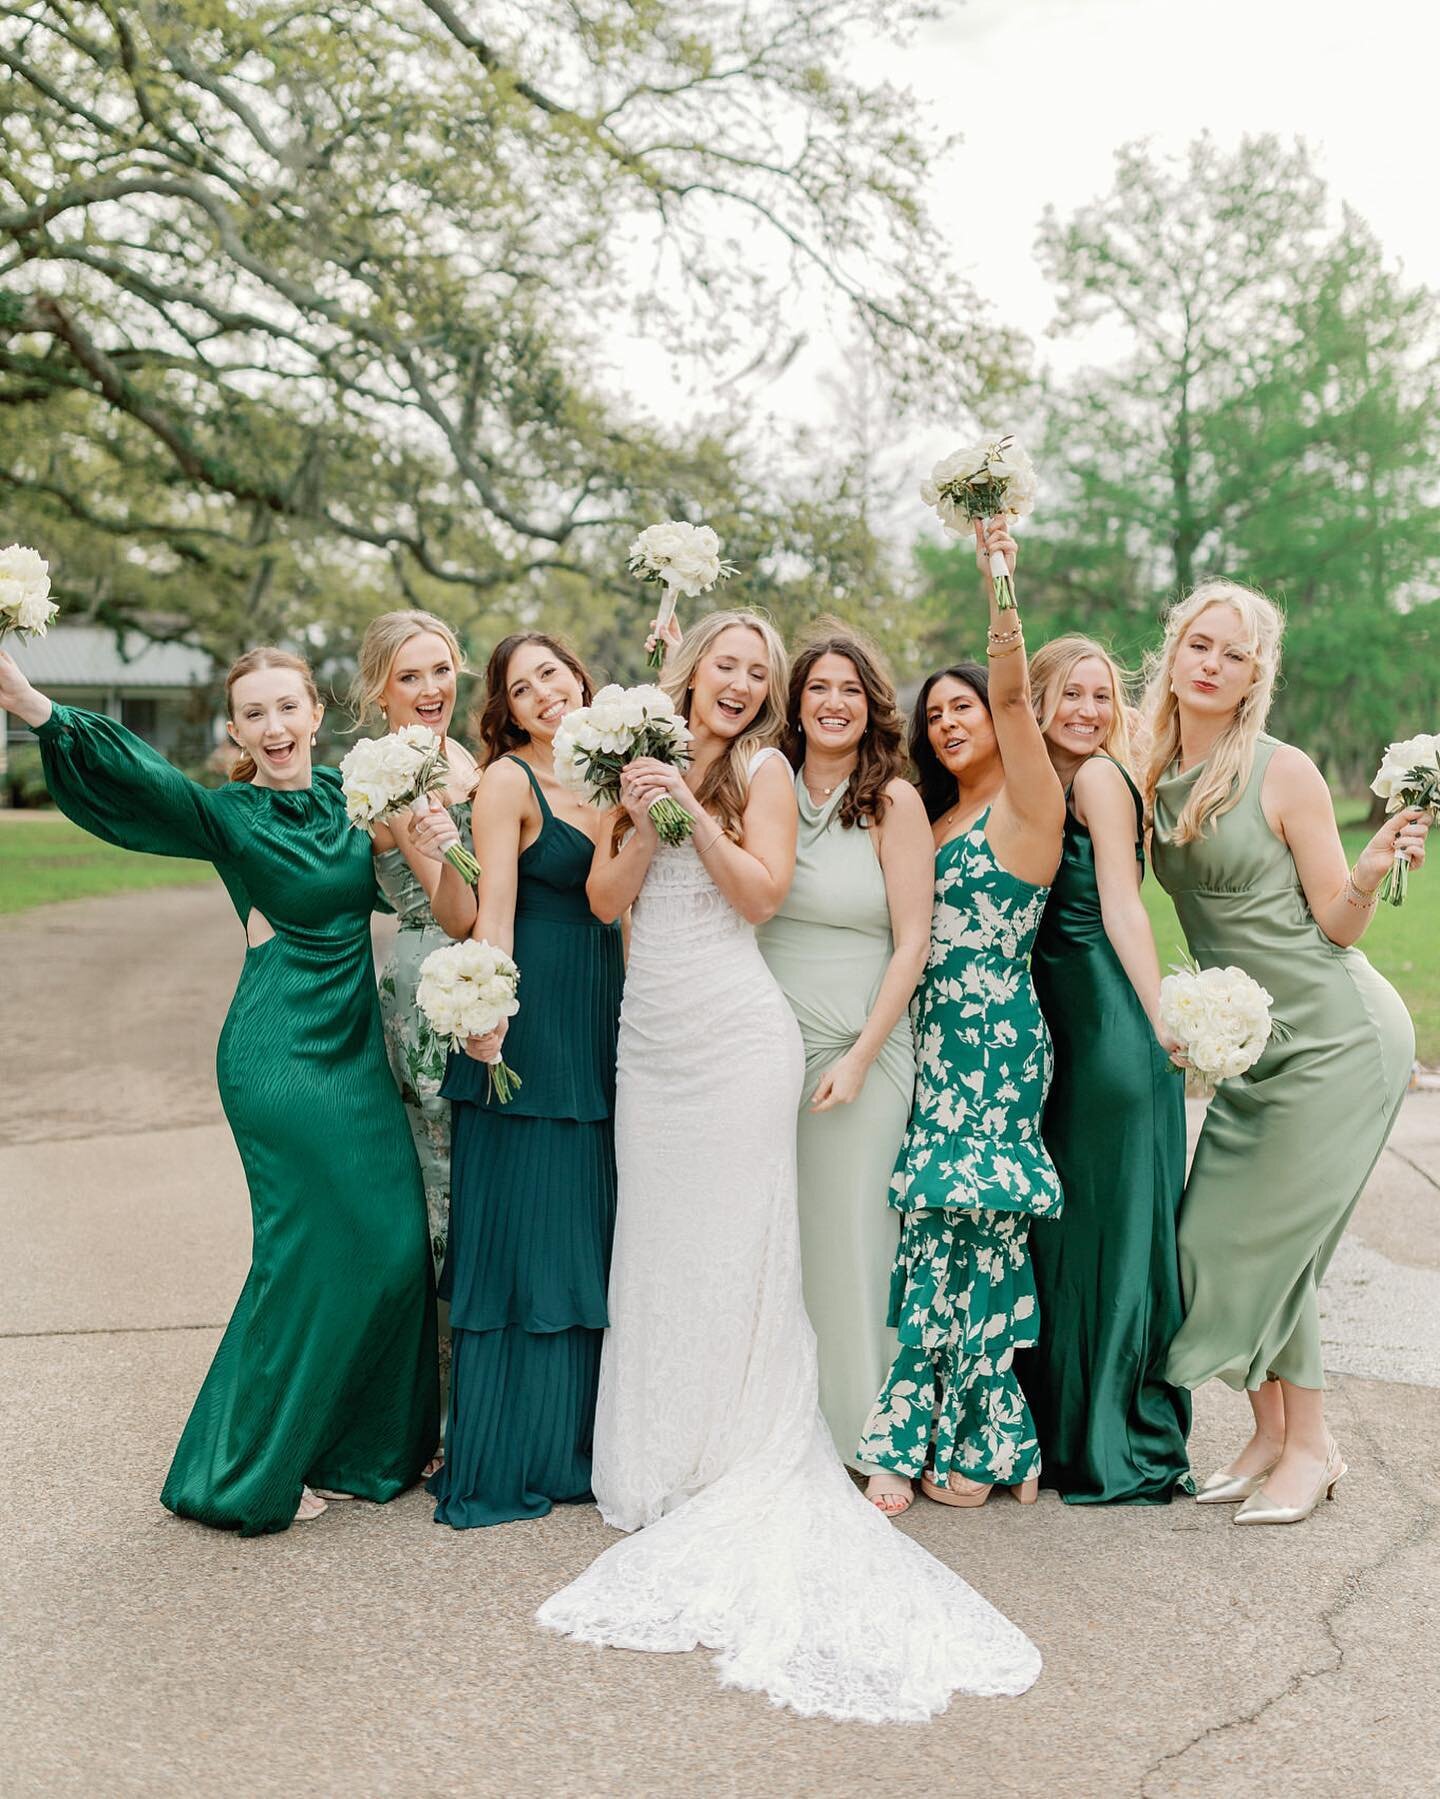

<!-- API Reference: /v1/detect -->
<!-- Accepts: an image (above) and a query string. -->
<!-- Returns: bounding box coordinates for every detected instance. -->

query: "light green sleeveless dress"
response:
[1152,736,1414,1390]
[375,797,473,1279]
[758,774,912,1474]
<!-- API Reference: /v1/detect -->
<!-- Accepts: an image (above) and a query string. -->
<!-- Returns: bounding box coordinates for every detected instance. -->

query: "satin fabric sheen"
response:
[38,706,438,1534]
[1022,759,1192,1503]
[1152,735,1413,1391]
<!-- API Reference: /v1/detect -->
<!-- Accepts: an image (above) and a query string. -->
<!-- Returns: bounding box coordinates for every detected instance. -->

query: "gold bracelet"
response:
[1343,869,1378,909]
[986,625,1023,645]
[695,827,724,855]
[986,638,1025,659]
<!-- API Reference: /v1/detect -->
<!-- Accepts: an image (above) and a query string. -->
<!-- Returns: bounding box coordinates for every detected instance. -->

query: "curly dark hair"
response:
[471,632,594,767]
[782,623,908,829]
[909,663,991,822]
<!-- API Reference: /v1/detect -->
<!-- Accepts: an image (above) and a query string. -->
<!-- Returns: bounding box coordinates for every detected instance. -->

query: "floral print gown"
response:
[858,810,1063,1488]
[375,798,472,1278]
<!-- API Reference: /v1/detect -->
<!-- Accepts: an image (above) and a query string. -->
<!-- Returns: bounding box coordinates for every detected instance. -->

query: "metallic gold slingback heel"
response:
[1233,1446,1347,1526]
[1194,1458,1279,1505]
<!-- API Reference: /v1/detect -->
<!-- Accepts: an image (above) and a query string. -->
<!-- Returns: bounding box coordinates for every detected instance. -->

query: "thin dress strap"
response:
[505,752,554,824]
[747,745,785,780]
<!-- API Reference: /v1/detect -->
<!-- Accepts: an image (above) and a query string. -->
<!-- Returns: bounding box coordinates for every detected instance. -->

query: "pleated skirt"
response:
[429,1097,616,1528]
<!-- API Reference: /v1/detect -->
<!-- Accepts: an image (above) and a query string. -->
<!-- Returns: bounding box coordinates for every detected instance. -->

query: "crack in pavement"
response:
[0,1323,224,1340]
[1138,1401,1440,1796]
[1386,1144,1440,1197]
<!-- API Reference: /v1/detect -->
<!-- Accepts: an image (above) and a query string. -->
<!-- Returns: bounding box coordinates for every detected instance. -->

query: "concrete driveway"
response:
[3,883,1437,1797]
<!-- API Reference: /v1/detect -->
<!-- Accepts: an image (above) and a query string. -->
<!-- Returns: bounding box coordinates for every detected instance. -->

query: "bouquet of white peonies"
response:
[0,544,58,643]
[415,938,522,1103]
[552,683,695,845]
[1159,957,1276,1092]
[339,724,482,882]
[920,434,1038,611]
[1370,733,1440,907]
[628,520,736,670]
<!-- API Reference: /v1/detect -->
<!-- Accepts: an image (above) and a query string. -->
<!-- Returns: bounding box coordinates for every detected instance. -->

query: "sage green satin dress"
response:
[758,774,911,1474]
[375,800,473,1278]
[38,706,438,1534]
[1021,761,1192,1503]
[1152,735,1414,1391]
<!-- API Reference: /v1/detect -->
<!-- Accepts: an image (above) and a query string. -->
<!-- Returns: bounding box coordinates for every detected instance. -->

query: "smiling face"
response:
[504,640,584,743]
[1170,603,1257,723]
[798,652,868,758]
[1042,655,1115,762]
[926,674,997,782]
[228,667,324,789]
[690,624,771,739]
[381,630,457,736]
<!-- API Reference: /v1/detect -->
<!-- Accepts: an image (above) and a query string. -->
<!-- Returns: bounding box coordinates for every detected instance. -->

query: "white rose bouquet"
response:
[0,544,58,643]
[920,434,1038,611]
[1159,957,1276,1093]
[339,724,482,882]
[552,682,695,844]
[628,520,736,670]
[415,939,522,1103]
[1369,733,1440,907]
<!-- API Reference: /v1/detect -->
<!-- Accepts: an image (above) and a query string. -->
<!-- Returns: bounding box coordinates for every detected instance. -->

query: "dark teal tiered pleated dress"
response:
[428,757,623,1527]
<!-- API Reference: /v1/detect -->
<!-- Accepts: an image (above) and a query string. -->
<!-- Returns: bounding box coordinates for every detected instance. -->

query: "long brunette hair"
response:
[472,632,594,767]
[909,663,992,823]
[783,622,906,829]
[225,648,320,783]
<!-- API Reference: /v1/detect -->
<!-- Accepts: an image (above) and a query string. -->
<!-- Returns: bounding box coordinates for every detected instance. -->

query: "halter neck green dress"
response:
[375,797,474,1277]
[1021,759,1191,1502]
[37,706,438,1534]
[1152,735,1414,1391]
[429,757,623,1527]
[758,773,911,1474]
[857,813,1063,1488]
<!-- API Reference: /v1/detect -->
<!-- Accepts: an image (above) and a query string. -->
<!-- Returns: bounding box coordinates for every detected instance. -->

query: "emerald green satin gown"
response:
[38,706,439,1535]
[1021,761,1192,1503]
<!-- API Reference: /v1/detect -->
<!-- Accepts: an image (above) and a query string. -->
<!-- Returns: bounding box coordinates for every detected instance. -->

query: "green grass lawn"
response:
[1143,803,1439,1066]
[0,814,214,914]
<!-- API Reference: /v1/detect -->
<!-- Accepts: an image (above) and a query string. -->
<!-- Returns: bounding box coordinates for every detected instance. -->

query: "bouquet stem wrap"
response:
[409,794,482,885]
[647,582,680,673]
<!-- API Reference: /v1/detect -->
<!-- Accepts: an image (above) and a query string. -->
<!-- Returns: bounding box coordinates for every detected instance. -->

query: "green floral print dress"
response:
[375,798,472,1278]
[857,810,1063,1489]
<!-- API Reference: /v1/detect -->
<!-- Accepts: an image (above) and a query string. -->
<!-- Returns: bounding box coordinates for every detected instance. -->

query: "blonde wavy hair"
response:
[1028,635,1134,771]
[661,609,789,841]
[347,609,466,728]
[1141,580,1284,844]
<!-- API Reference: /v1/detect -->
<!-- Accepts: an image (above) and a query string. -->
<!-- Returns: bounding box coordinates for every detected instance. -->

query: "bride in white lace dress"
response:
[538,611,1040,1722]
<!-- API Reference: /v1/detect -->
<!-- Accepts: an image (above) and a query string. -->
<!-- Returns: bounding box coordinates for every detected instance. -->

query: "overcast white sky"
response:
[613,0,1440,443]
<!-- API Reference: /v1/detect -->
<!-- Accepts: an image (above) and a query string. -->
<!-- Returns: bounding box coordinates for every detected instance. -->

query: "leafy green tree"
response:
[915,135,1440,780]
[1,0,1006,664]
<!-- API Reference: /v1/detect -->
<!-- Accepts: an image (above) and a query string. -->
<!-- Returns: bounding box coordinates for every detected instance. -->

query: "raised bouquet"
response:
[1159,957,1276,1093]
[552,682,695,844]
[920,434,1038,611]
[416,939,522,1103]
[0,544,58,643]
[628,520,736,670]
[1370,733,1439,907]
[339,724,482,882]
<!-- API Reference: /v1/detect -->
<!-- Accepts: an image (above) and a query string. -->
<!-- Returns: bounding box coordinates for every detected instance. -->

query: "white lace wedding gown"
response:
[538,759,1041,1722]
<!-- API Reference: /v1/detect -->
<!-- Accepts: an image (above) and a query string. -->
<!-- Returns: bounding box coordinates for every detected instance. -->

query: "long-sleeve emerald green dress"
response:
[429,757,623,1527]
[37,706,439,1535]
[1020,759,1192,1503]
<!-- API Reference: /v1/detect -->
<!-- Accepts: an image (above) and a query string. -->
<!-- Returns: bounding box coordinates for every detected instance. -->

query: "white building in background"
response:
[2,625,218,803]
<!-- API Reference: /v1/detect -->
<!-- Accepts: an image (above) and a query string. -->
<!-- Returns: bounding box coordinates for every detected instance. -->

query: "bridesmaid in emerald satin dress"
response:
[1018,636,1191,1505]
[1,646,437,1534]
[423,634,622,1527]
[757,627,932,1517]
[1143,581,1429,1526]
